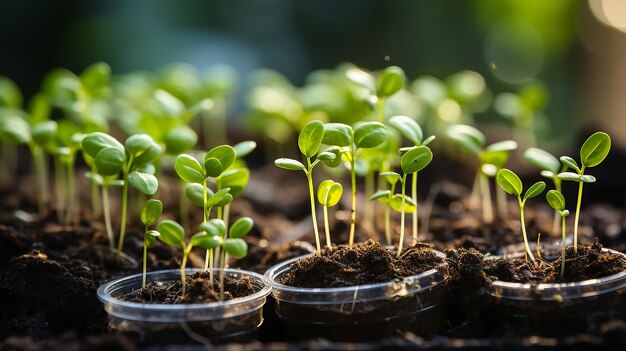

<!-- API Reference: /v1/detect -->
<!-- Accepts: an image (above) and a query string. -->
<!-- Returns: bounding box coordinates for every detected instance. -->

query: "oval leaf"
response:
[191,233,222,249]
[229,217,254,238]
[175,154,206,183]
[389,194,417,213]
[380,171,401,185]
[200,219,226,237]
[204,145,236,175]
[156,220,185,247]
[165,125,197,155]
[524,148,560,173]
[559,156,580,172]
[580,132,611,168]
[322,123,353,147]
[546,190,565,211]
[298,120,324,158]
[185,183,206,207]
[496,168,522,196]
[523,181,546,201]
[128,171,158,195]
[368,190,392,202]
[233,140,257,158]
[95,147,125,176]
[125,134,153,158]
[222,238,248,259]
[377,66,406,98]
[354,122,387,149]
[275,158,305,171]
[141,199,163,227]
[389,115,423,145]
[447,125,485,156]
[401,146,433,174]
[81,132,123,158]
[317,180,343,206]
[557,171,582,182]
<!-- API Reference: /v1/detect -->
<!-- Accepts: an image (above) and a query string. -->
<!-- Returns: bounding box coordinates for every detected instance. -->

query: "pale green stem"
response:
[349,152,357,246]
[102,186,114,249]
[397,175,408,258]
[91,165,102,218]
[65,158,77,226]
[223,204,231,229]
[209,249,214,287]
[323,203,332,249]
[560,215,566,279]
[181,249,190,296]
[31,145,48,216]
[142,229,148,289]
[377,98,385,123]
[412,172,418,243]
[219,251,226,301]
[573,176,584,252]
[518,199,537,264]
[552,179,562,235]
[117,172,129,257]
[495,183,508,221]
[306,170,321,253]
[480,173,493,223]
[384,206,391,246]
[54,158,66,223]
[202,179,208,223]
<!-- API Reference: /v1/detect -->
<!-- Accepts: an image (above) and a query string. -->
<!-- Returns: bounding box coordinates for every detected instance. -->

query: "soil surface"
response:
[278,240,446,288]
[119,271,257,304]
[483,239,626,283]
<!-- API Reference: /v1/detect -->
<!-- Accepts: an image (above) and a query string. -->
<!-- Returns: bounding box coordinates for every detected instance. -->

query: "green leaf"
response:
[524,148,560,173]
[0,113,29,144]
[275,158,305,171]
[220,168,249,197]
[204,145,236,177]
[580,175,597,183]
[127,135,161,166]
[322,123,353,147]
[401,146,433,174]
[389,194,417,213]
[485,140,518,153]
[559,156,580,173]
[206,187,232,208]
[233,140,257,158]
[191,233,222,249]
[223,238,248,259]
[317,151,336,161]
[0,76,22,108]
[80,62,110,95]
[27,94,51,125]
[540,170,556,179]
[480,150,509,170]
[320,147,343,167]
[422,135,436,146]
[84,172,103,186]
[128,171,158,195]
[175,154,206,183]
[200,219,226,237]
[580,132,611,168]
[164,125,197,155]
[298,120,324,158]
[380,171,401,186]
[368,190,392,202]
[317,180,343,206]
[145,230,160,249]
[354,122,387,149]
[523,181,546,201]
[141,199,163,227]
[81,132,123,158]
[388,115,423,145]
[377,66,406,98]
[95,147,125,176]
[185,183,206,207]
[546,190,565,211]
[496,168,522,196]
[157,220,185,247]
[229,217,254,238]
[345,67,376,93]
[31,121,57,147]
[447,125,485,156]
[557,171,582,182]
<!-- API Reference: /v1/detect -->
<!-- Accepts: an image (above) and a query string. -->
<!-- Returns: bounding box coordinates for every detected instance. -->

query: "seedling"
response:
[322,121,388,246]
[496,168,546,265]
[546,190,570,279]
[389,115,435,241]
[140,199,163,288]
[275,120,336,253]
[447,125,517,223]
[317,180,343,249]
[557,132,611,251]
[82,132,161,255]
[375,66,406,122]
[369,171,417,246]
[524,147,566,234]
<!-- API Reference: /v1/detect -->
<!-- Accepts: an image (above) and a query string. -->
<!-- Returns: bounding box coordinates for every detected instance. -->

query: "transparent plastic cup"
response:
[485,248,626,335]
[264,250,449,341]
[97,268,272,345]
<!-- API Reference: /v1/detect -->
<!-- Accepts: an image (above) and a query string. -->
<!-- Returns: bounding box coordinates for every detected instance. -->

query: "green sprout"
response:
[375,66,406,123]
[524,147,566,234]
[317,180,343,249]
[140,199,163,288]
[82,132,161,255]
[388,115,435,241]
[546,190,570,279]
[496,168,546,265]
[369,171,417,246]
[275,120,336,253]
[84,172,123,249]
[322,121,388,246]
[447,125,517,223]
[557,132,611,252]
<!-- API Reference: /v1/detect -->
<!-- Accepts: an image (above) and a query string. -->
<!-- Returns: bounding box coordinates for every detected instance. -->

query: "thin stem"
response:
[560,215,566,279]
[142,231,148,289]
[495,183,508,221]
[102,186,114,249]
[31,145,48,216]
[181,249,189,296]
[323,204,332,249]
[219,251,226,301]
[377,98,385,123]
[223,204,231,229]
[384,206,391,246]
[411,172,418,243]
[116,172,129,257]
[65,159,77,226]
[551,179,561,235]
[209,249,214,287]
[397,175,408,258]
[469,168,481,209]
[349,152,357,246]
[202,179,208,223]
[54,158,66,223]
[573,179,584,252]
[364,171,375,229]
[519,199,537,264]
[480,173,493,223]
[306,170,321,253]
[91,165,102,218]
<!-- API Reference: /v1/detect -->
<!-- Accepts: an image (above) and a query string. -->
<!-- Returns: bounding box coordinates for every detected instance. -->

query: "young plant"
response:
[557,132,611,252]
[81,132,161,255]
[369,171,417,246]
[140,199,163,288]
[546,190,570,279]
[447,125,517,223]
[496,168,546,265]
[388,115,435,241]
[275,120,335,253]
[84,172,123,249]
[524,147,566,234]
[317,180,343,249]
[375,66,406,122]
[322,121,388,246]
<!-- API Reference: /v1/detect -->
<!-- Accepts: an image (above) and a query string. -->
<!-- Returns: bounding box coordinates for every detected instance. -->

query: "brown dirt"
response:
[277,240,446,288]
[119,271,257,304]
[484,239,626,283]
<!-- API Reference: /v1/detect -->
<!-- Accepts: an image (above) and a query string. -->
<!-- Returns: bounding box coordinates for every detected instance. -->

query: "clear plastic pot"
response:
[264,250,449,341]
[97,268,272,345]
[485,248,626,335]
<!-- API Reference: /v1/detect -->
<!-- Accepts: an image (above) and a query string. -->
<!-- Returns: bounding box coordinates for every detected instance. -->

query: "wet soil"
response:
[278,240,446,288]
[119,271,257,304]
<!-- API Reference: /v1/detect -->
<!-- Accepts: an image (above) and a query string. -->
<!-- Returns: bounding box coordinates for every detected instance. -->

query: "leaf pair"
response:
[317,180,343,207]
[401,146,433,174]
[369,190,416,213]
[546,190,570,217]
[323,121,388,150]
[175,145,236,183]
[388,115,434,147]
[496,168,546,202]
[185,185,233,209]
[141,199,163,249]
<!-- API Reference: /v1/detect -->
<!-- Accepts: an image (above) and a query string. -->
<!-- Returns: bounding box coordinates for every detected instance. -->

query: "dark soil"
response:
[484,239,626,283]
[119,271,257,304]
[278,240,446,288]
